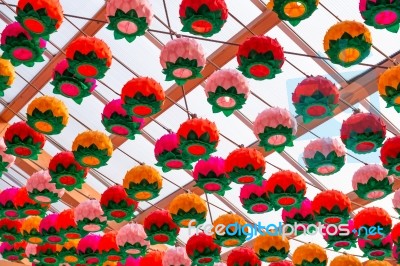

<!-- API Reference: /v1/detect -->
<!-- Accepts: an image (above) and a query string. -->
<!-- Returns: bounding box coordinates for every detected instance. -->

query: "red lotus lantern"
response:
[281,198,316,235]
[237,36,284,80]
[65,36,112,79]
[240,181,271,214]
[0,187,20,219]
[358,234,392,260]
[36,243,59,265]
[56,209,82,240]
[266,170,306,210]
[74,199,107,233]
[392,223,400,246]
[177,118,219,161]
[179,0,228,37]
[193,156,231,195]
[225,147,266,185]
[140,250,164,266]
[0,241,27,262]
[0,218,22,243]
[154,133,192,172]
[77,234,102,265]
[322,219,357,251]
[143,209,180,245]
[4,121,46,159]
[39,213,64,244]
[381,136,400,175]
[99,231,125,262]
[0,22,46,67]
[120,77,165,118]
[49,151,88,191]
[292,75,339,123]
[186,233,221,265]
[16,0,63,38]
[341,112,386,154]
[312,190,352,224]
[14,187,49,218]
[354,207,392,242]
[100,185,138,223]
[51,59,97,104]
[227,247,261,266]
[102,99,144,139]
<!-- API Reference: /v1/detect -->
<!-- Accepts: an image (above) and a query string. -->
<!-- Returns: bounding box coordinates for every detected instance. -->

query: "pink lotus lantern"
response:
[253,107,297,153]
[393,189,400,216]
[106,0,153,42]
[162,247,192,266]
[240,181,271,214]
[204,69,250,116]
[102,99,144,139]
[0,187,20,219]
[281,198,316,234]
[353,164,394,200]
[193,156,231,195]
[303,138,346,176]
[39,213,63,244]
[358,234,392,260]
[116,223,150,258]
[26,170,64,203]
[160,37,206,85]
[77,234,102,265]
[74,199,107,232]
[0,137,16,174]
[25,243,37,263]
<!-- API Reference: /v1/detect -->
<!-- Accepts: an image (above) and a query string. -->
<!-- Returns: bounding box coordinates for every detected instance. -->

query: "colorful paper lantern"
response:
[378,65,400,112]
[139,250,164,266]
[72,130,113,168]
[236,36,284,80]
[253,107,297,152]
[330,254,362,266]
[354,207,392,241]
[341,112,386,154]
[0,138,15,175]
[0,187,20,219]
[102,99,144,139]
[359,0,400,32]
[56,209,82,240]
[177,118,219,160]
[51,59,97,104]
[160,37,206,85]
[57,239,79,265]
[323,21,372,67]
[193,156,231,195]
[269,262,294,266]
[26,170,64,203]
[392,222,400,246]
[179,0,228,36]
[311,189,351,224]
[292,75,339,123]
[380,136,400,175]
[364,260,392,266]
[120,77,165,118]
[116,223,149,258]
[100,185,138,223]
[0,22,46,67]
[14,187,49,218]
[49,151,88,191]
[227,247,261,266]
[358,234,392,260]
[143,209,180,245]
[25,243,37,263]
[65,36,112,79]
[77,234,102,265]
[186,233,221,265]
[292,243,327,266]
[163,247,192,266]
[21,216,43,244]
[225,147,265,185]
[303,138,346,176]
[39,213,64,244]
[106,0,153,42]
[0,218,22,243]
[0,241,27,262]
[266,170,306,211]
[393,242,400,263]
[168,193,207,227]
[391,188,400,215]
[212,213,247,247]
[204,69,249,116]
[99,231,125,262]
[16,0,63,38]
[352,164,394,200]
[0,58,15,96]
[240,181,271,214]
[267,0,319,26]
[322,219,356,251]
[282,198,316,234]
[154,132,192,172]
[4,121,46,159]
[122,165,163,201]
[254,235,290,262]
[74,199,107,233]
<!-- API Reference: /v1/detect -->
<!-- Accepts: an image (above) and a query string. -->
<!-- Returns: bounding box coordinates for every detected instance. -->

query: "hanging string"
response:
[162,0,174,40]
[181,85,191,120]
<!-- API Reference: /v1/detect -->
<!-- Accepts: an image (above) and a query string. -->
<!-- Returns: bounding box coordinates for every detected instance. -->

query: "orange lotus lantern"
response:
[212,213,247,247]
[169,193,207,228]
[254,234,290,262]
[292,243,327,266]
